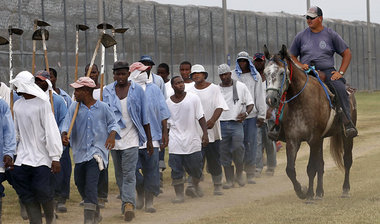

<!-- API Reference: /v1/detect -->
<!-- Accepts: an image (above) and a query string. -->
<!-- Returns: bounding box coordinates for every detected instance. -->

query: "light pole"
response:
[223,0,229,64]
[367,0,373,92]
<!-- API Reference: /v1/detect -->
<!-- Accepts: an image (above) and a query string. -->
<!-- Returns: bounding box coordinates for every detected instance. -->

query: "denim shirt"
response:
[58,88,73,108]
[103,81,149,146]
[52,93,67,131]
[0,99,16,170]
[145,83,170,141]
[61,100,120,167]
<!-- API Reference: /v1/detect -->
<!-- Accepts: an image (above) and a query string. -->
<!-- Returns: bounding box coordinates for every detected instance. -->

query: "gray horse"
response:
[264,45,356,201]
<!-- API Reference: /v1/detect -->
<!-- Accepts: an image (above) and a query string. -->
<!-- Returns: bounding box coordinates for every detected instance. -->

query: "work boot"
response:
[223,166,235,189]
[344,122,358,138]
[246,173,256,184]
[212,174,223,196]
[192,177,203,197]
[268,125,280,141]
[123,203,135,222]
[41,200,56,224]
[235,164,245,187]
[136,187,144,210]
[19,199,28,220]
[97,197,106,209]
[144,191,156,213]
[172,184,184,203]
[83,203,96,224]
[266,167,275,176]
[56,198,67,213]
[24,201,43,224]
[159,171,164,193]
[185,177,197,198]
[95,205,102,223]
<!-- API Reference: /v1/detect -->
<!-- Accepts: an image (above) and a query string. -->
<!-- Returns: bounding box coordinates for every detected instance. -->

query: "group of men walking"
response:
[0,5,357,224]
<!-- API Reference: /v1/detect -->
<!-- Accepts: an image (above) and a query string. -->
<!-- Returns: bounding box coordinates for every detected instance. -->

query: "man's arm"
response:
[143,123,154,156]
[206,108,223,129]
[331,48,352,81]
[198,117,209,147]
[290,55,309,71]
[237,104,254,123]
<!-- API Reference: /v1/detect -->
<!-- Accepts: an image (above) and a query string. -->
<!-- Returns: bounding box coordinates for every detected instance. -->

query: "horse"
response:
[263,45,356,201]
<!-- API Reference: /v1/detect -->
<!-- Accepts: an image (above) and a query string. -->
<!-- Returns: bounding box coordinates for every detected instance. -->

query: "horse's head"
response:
[263,44,291,108]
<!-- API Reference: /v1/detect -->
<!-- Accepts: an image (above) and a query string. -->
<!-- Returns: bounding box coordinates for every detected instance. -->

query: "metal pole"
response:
[18,0,24,67]
[121,0,126,59]
[367,0,372,92]
[84,0,88,64]
[223,0,228,64]
[307,0,310,10]
[63,0,69,91]
[98,0,105,86]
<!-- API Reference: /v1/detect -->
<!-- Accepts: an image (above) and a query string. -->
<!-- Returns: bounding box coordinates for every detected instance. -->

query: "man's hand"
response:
[160,132,168,150]
[236,112,247,123]
[257,118,265,127]
[201,134,209,147]
[105,131,116,150]
[61,133,69,146]
[51,161,61,174]
[146,140,154,156]
[301,64,309,71]
[206,119,216,129]
[330,71,343,80]
[3,155,13,170]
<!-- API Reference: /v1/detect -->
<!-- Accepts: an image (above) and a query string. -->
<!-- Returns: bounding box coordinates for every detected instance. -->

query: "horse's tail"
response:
[330,133,344,170]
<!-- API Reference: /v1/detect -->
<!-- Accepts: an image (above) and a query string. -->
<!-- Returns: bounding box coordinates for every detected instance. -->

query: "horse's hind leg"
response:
[342,136,353,198]
[316,140,325,199]
[306,140,323,201]
[286,140,306,199]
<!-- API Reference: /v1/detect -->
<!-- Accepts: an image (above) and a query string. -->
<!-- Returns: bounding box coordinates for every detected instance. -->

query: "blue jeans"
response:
[97,158,108,200]
[54,146,72,201]
[136,147,160,196]
[74,159,100,205]
[111,147,138,210]
[255,122,277,171]
[169,151,203,184]
[219,121,245,167]
[243,117,258,175]
[201,140,222,176]
[12,165,54,203]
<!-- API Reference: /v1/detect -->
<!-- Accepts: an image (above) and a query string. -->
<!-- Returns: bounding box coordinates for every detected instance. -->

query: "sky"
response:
[152,0,380,24]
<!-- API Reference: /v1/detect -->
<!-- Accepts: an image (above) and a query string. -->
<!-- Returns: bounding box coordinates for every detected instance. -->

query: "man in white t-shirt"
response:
[166,76,208,203]
[218,64,254,189]
[188,64,229,196]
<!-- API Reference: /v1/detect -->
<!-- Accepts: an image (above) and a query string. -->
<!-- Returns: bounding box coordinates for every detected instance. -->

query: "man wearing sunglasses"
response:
[289,6,357,138]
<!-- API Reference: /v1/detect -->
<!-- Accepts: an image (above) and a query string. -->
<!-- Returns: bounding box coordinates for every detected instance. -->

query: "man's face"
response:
[157,67,169,81]
[35,77,48,92]
[253,59,265,73]
[141,61,153,74]
[49,72,57,86]
[180,64,191,80]
[219,72,232,86]
[86,66,99,82]
[307,16,322,29]
[113,69,130,85]
[238,59,249,71]
[191,72,206,84]
[73,87,87,102]
[172,76,185,93]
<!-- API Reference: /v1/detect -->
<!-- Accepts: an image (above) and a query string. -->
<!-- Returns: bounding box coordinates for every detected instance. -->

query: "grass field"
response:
[2,91,380,224]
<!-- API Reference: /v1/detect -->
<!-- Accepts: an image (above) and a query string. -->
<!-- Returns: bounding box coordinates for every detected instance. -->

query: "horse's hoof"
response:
[315,196,323,200]
[341,192,350,198]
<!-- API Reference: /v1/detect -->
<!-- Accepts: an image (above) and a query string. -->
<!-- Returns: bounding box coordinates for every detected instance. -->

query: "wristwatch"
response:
[339,71,344,75]
[245,111,249,116]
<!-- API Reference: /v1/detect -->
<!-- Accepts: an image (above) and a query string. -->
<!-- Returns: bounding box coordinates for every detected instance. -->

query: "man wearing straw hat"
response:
[10,71,62,224]
[61,76,120,223]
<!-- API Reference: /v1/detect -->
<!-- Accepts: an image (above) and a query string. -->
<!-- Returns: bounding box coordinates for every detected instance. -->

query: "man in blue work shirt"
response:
[61,77,120,223]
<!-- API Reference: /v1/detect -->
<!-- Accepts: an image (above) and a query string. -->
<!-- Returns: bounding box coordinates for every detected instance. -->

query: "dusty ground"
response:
[2,92,380,224]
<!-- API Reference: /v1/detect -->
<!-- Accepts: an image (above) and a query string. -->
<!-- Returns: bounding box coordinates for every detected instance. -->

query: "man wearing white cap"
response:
[218,64,254,189]
[61,76,120,223]
[231,51,266,184]
[10,71,62,224]
[188,64,229,196]
[288,6,357,138]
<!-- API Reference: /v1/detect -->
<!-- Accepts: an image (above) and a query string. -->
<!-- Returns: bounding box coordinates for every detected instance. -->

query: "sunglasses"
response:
[306,16,318,20]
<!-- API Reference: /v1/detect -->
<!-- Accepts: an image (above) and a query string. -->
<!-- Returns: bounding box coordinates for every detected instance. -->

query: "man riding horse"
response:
[269,6,357,140]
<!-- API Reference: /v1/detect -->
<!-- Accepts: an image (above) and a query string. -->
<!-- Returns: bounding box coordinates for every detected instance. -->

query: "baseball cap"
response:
[34,70,50,81]
[218,64,231,75]
[129,62,150,73]
[113,60,129,71]
[139,55,155,65]
[70,77,96,89]
[306,6,323,18]
[253,53,265,61]
[236,51,251,61]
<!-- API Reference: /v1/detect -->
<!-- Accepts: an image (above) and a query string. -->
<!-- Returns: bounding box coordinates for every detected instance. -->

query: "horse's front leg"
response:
[342,136,353,198]
[285,140,306,199]
[316,140,325,199]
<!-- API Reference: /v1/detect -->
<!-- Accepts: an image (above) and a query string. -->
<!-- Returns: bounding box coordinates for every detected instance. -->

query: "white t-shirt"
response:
[219,81,254,121]
[165,81,195,99]
[13,97,63,167]
[166,92,204,154]
[114,97,139,150]
[188,83,229,142]
[0,82,10,106]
